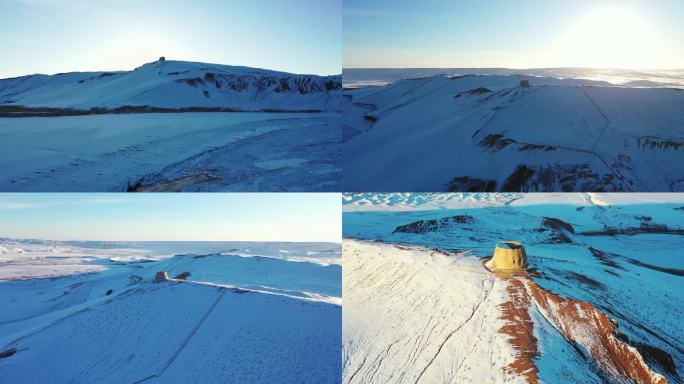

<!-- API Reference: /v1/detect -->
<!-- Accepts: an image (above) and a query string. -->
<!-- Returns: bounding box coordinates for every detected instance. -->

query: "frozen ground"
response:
[0,112,340,191]
[342,71,684,192]
[343,193,684,383]
[0,239,341,383]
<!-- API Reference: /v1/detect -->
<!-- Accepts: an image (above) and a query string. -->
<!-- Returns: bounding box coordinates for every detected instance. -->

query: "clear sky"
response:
[0,0,341,78]
[0,193,341,242]
[344,0,683,69]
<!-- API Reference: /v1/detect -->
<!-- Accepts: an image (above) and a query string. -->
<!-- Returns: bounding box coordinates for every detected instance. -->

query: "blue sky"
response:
[344,0,683,69]
[0,193,341,242]
[0,0,341,78]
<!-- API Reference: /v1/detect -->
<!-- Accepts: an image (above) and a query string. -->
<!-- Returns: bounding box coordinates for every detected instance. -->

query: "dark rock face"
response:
[176,72,342,96]
[173,272,191,280]
[502,165,535,191]
[542,217,575,234]
[479,134,515,152]
[588,247,625,270]
[539,217,576,244]
[581,224,684,236]
[393,215,475,234]
[0,348,17,360]
[546,231,573,244]
[445,176,497,192]
[502,164,624,192]
[477,134,556,154]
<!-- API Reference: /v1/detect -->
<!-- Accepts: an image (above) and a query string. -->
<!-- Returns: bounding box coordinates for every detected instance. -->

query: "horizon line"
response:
[1,236,341,244]
[342,66,684,71]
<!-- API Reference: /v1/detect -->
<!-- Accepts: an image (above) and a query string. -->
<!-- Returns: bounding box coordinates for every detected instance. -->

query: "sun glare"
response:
[551,7,668,69]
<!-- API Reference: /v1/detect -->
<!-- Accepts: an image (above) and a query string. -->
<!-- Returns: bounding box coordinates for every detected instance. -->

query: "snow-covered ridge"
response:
[342,192,524,211]
[0,238,341,280]
[0,59,341,112]
[344,240,670,383]
[0,238,341,382]
[343,195,684,382]
[343,74,684,191]
[343,192,684,212]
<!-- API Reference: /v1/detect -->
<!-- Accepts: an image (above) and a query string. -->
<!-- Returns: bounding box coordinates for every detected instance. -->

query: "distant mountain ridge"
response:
[0,59,342,112]
[343,67,684,89]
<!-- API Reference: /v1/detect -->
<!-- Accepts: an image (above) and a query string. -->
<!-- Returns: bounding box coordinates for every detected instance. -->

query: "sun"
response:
[550,6,668,69]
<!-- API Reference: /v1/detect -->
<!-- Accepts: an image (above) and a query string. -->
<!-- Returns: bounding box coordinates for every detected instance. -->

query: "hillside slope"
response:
[0,59,341,112]
[0,245,341,383]
[343,193,684,383]
[342,75,684,191]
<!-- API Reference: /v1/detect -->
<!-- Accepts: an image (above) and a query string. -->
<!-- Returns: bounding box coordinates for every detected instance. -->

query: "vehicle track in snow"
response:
[414,282,492,384]
[132,287,226,383]
[343,241,515,384]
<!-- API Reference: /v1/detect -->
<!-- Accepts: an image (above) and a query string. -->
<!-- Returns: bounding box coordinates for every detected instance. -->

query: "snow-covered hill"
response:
[343,193,684,383]
[0,241,341,383]
[342,74,684,191]
[0,59,341,112]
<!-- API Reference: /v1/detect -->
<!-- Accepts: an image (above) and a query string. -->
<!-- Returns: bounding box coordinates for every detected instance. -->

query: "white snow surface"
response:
[343,192,684,212]
[343,240,525,384]
[342,73,684,192]
[0,112,341,191]
[0,239,341,383]
[343,193,684,382]
[1,59,341,111]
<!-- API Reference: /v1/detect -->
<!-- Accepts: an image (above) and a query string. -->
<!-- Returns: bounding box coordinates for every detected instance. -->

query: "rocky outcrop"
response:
[175,72,341,96]
[541,217,575,244]
[444,176,497,192]
[486,241,527,272]
[392,215,475,234]
[580,223,684,236]
[528,277,667,384]
[173,272,191,280]
[499,277,539,383]
[154,271,169,282]
[488,242,667,383]
[542,217,575,234]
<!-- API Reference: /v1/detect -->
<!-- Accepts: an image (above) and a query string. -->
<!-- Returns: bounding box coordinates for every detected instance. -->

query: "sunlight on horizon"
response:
[343,0,683,70]
[0,0,342,78]
[0,194,342,243]
[549,6,672,69]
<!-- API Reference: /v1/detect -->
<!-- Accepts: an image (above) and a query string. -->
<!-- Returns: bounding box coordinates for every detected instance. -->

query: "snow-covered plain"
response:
[0,59,342,192]
[0,239,341,383]
[343,193,684,383]
[342,70,684,192]
[0,112,340,191]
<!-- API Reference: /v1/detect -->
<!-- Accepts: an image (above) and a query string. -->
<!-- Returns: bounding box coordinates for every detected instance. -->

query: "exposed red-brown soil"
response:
[498,275,540,384]
[526,276,667,384]
[497,267,667,383]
